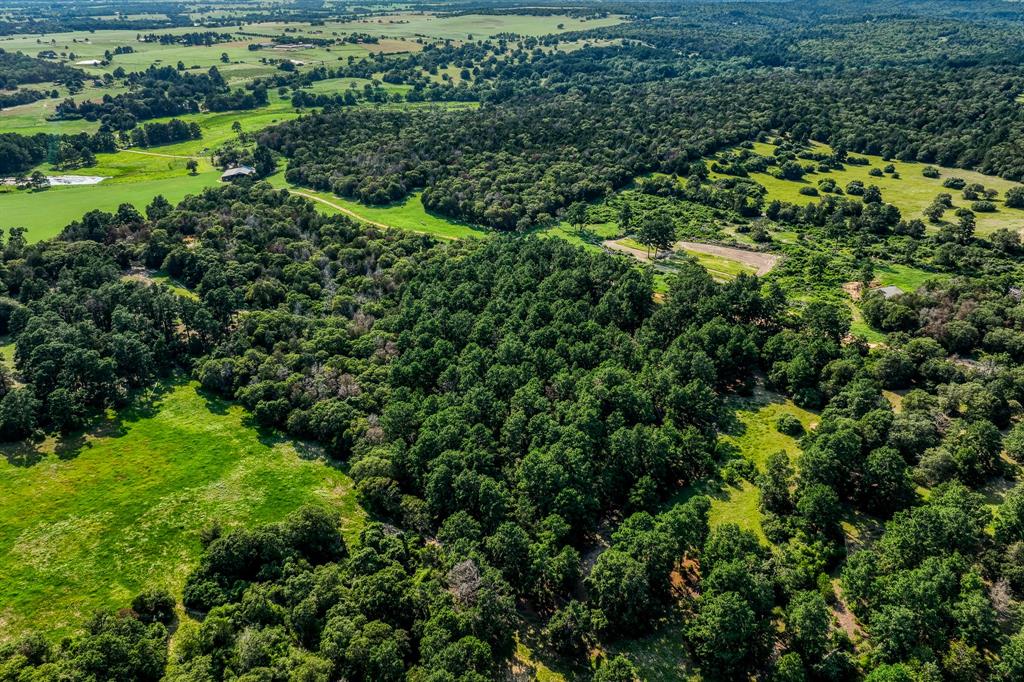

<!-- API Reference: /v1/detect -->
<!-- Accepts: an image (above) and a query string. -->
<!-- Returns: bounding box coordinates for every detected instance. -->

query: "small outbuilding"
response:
[877,285,904,299]
[220,166,257,182]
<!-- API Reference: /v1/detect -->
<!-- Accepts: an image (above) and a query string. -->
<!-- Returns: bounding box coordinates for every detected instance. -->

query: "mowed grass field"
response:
[261,13,624,42]
[0,379,365,641]
[712,141,1024,235]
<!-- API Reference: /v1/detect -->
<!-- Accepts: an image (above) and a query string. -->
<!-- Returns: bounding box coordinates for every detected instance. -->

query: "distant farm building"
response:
[76,59,103,66]
[221,166,256,181]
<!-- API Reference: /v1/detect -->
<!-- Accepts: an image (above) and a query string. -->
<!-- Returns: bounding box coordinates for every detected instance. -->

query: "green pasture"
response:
[302,76,412,96]
[0,81,130,135]
[0,92,302,241]
[0,379,365,641]
[714,141,1024,235]
[0,26,377,84]
[873,262,946,292]
[0,170,218,242]
[249,13,624,42]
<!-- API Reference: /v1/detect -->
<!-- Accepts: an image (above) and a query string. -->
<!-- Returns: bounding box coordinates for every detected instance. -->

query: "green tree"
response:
[687,591,760,678]
[564,201,588,234]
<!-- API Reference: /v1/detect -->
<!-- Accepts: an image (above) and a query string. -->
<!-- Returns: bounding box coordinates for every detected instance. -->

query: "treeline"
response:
[139,31,233,45]
[0,88,52,109]
[128,119,201,148]
[51,65,267,131]
[0,130,116,174]
[0,48,84,89]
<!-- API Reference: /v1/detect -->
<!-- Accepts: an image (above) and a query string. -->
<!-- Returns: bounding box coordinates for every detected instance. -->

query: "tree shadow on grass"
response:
[512,612,592,682]
[0,438,46,467]
[0,376,180,467]
[238,412,352,472]
[195,386,231,415]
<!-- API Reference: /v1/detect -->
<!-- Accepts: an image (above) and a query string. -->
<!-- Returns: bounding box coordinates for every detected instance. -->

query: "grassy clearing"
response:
[721,394,817,470]
[537,220,622,253]
[873,262,946,292]
[664,391,816,544]
[666,248,757,281]
[606,620,696,682]
[269,179,489,239]
[847,301,888,344]
[0,379,365,640]
[713,140,1024,235]
[0,171,218,242]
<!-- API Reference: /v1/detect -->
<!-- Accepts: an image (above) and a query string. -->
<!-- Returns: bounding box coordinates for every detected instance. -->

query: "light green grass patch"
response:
[270,179,489,239]
[0,380,365,640]
[721,394,817,471]
[713,141,1024,235]
[708,480,765,541]
[847,300,887,344]
[617,237,758,281]
[873,262,946,292]
[666,249,757,282]
[513,640,570,682]
[302,77,411,96]
[537,221,622,253]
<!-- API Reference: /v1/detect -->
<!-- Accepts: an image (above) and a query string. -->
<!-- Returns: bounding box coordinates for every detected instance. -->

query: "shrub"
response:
[721,458,757,485]
[971,200,996,213]
[943,177,966,189]
[922,165,940,178]
[131,588,176,624]
[776,413,805,436]
[799,186,819,196]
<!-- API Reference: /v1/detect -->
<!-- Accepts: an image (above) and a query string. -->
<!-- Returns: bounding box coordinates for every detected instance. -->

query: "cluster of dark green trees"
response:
[0,129,116,175]
[0,48,84,88]
[51,65,266,132]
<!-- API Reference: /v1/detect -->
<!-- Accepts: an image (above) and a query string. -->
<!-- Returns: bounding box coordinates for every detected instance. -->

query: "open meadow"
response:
[0,379,365,640]
[711,141,1024,235]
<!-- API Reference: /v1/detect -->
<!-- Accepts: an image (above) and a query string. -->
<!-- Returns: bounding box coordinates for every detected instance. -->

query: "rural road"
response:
[603,238,780,275]
[675,240,780,275]
[289,190,394,230]
[123,149,202,160]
